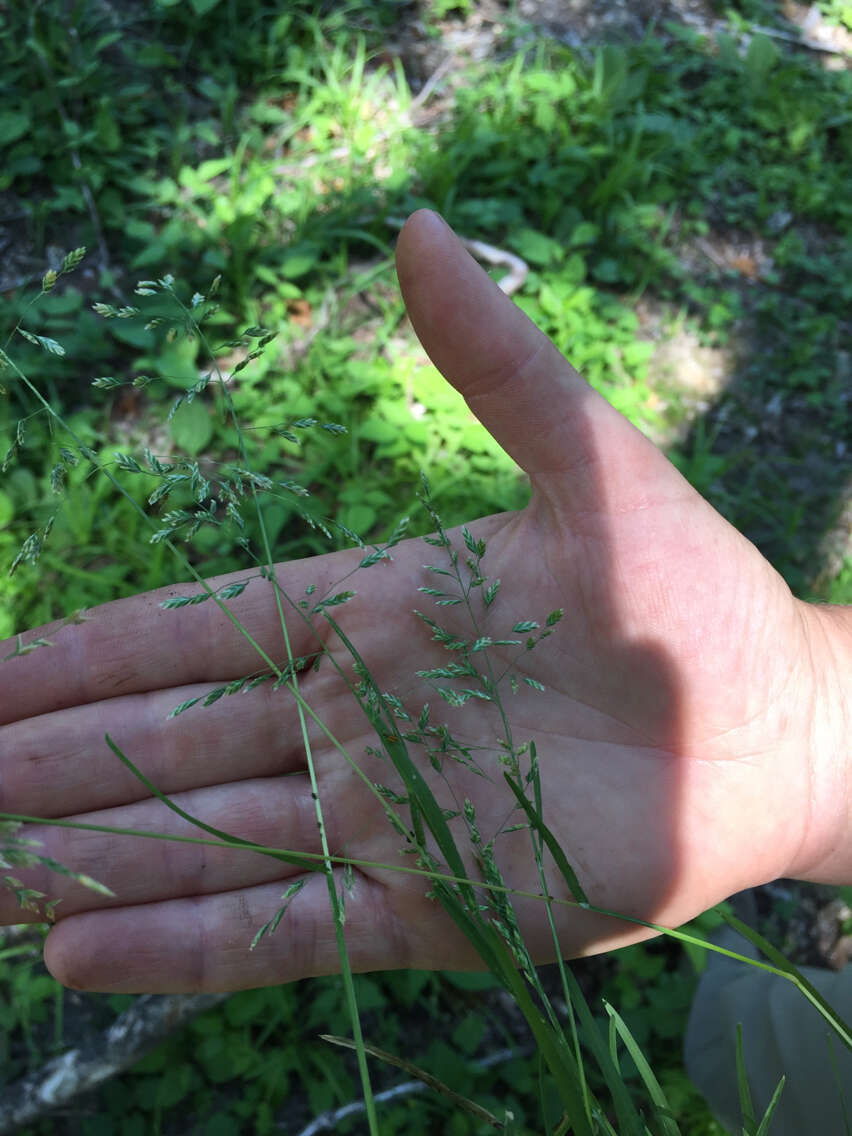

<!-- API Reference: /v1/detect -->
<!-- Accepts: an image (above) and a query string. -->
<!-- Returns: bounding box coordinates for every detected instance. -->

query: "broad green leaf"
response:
[338,502,376,535]
[280,242,320,279]
[171,398,213,455]
[569,221,600,247]
[0,111,30,146]
[0,490,14,529]
[745,34,779,81]
[513,228,565,267]
[154,337,200,389]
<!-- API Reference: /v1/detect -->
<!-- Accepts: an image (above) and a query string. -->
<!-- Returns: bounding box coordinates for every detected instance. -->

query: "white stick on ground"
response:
[292,1045,530,1135]
[0,992,228,1134]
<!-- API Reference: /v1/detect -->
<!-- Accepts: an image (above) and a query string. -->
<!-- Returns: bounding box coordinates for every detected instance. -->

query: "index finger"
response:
[0,548,361,725]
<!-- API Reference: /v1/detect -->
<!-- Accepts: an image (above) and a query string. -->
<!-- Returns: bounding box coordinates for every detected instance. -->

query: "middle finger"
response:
[0,675,350,819]
[0,768,338,924]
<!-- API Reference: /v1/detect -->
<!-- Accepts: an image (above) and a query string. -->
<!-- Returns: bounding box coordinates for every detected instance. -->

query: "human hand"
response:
[0,210,846,992]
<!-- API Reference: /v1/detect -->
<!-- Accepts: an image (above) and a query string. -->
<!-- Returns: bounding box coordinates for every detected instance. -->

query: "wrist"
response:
[785,599,852,885]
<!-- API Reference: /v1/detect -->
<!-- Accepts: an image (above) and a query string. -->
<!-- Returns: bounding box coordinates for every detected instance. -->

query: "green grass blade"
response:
[321,1035,505,1128]
[104,734,320,873]
[827,1033,852,1136]
[604,1000,681,1136]
[538,1054,555,1136]
[754,1075,785,1136]
[563,968,645,1136]
[430,880,505,975]
[721,909,852,1051]
[608,1011,620,1073]
[502,773,589,904]
[524,743,592,1115]
[500,972,593,1135]
[735,1024,756,1133]
[311,617,594,1131]
[322,613,472,892]
[447,909,593,1134]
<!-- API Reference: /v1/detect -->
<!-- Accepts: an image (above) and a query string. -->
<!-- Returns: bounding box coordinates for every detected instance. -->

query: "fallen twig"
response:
[0,992,228,1133]
[747,21,851,57]
[290,1044,532,1135]
[386,217,529,295]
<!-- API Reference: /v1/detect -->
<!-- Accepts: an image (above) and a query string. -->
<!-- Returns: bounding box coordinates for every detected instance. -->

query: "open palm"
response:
[0,211,822,992]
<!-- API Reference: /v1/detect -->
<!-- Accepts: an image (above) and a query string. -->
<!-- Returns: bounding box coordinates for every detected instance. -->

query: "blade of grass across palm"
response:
[721,909,852,1051]
[503,766,639,1131]
[430,879,510,977]
[502,773,589,905]
[321,614,474,897]
[316,612,587,1122]
[104,735,320,873]
[527,741,591,1113]
[605,1001,681,1136]
[321,1035,505,1128]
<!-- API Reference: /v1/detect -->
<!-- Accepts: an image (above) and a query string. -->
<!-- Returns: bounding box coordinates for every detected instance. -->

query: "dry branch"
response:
[290,1044,532,1135]
[0,992,228,1133]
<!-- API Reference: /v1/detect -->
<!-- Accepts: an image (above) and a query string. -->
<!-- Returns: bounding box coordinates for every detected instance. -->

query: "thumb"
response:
[395,209,676,512]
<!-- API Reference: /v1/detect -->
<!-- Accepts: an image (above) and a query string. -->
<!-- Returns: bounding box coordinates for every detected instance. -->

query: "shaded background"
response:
[0,1,849,1132]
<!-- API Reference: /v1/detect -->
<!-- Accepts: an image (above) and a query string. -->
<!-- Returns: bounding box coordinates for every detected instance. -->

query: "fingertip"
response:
[399,207,448,236]
[395,208,454,281]
[44,919,90,991]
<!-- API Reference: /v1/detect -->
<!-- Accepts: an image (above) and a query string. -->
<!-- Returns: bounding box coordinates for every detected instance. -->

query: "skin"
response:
[0,210,849,993]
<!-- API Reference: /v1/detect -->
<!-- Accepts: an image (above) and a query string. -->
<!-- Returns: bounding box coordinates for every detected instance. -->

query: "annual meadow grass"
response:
[1,259,850,1134]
